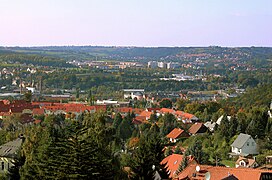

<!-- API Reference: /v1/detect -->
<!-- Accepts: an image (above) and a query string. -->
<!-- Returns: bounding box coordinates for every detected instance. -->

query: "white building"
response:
[147,61,158,68]
[230,133,259,156]
[0,138,23,174]
[167,62,180,69]
[158,62,166,68]
[123,89,145,100]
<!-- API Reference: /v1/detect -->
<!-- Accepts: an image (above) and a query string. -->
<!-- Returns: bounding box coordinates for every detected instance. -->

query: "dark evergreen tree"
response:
[246,108,269,138]
[229,117,238,137]
[149,113,158,123]
[113,113,123,129]
[187,139,208,164]
[177,151,189,173]
[20,113,116,180]
[159,113,177,136]
[129,134,165,180]
[174,146,183,154]
[159,99,173,108]
[117,118,133,141]
[8,150,25,180]
[218,114,230,139]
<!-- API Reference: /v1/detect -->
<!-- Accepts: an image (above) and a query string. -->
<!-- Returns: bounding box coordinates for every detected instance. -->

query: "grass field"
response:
[221,160,235,167]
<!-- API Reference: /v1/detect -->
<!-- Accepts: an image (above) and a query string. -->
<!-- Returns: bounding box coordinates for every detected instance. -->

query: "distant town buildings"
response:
[147,61,181,69]
[123,89,145,100]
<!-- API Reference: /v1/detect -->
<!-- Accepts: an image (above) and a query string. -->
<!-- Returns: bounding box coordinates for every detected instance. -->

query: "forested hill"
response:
[1,46,272,62]
[231,84,272,109]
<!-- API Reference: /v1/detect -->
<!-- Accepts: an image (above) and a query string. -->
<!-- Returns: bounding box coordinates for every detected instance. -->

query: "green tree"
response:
[246,108,268,138]
[113,113,123,129]
[159,113,177,136]
[24,90,32,102]
[117,114,134,141]
[218,114,230,139]
[178,151,189,172]
[159,99,173,108]
[175,99,190,110]
[187,139,209,164]
[129,134,165,180]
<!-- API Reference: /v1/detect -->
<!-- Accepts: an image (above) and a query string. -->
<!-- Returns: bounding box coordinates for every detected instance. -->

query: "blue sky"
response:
[0,0,271,46]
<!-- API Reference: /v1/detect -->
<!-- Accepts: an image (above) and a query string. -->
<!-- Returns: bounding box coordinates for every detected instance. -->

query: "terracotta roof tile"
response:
[167,128,189,139]
[188,123,207,135]
[160,108,176,114]
[32,108,45,115]
[161,154,184,178]
[177,164,272,180]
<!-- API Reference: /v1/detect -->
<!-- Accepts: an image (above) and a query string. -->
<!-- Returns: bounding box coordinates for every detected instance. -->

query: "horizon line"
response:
[1,45,272,48]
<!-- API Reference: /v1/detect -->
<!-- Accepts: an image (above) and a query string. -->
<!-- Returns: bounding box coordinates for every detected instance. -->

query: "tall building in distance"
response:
[158,61,167,68]
[147,61,158,68]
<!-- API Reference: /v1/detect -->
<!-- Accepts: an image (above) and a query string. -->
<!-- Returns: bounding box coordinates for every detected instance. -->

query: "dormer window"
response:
[247,142,249,146]
[174,160,178,165]
[252,142,254,146]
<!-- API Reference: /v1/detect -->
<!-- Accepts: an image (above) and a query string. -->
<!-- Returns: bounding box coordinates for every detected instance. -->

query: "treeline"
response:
[3,46,272,62]
[0,53,73,67]
[4,112,168,179]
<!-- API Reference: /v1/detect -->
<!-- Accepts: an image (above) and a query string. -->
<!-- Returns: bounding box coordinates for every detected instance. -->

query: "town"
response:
[1,0,272,178]
[0,45,271,179]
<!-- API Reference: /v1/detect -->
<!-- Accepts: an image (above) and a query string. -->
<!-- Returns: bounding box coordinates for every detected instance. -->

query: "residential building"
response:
[188,123,208,135]
[230,133,259,156]
[161,154,197,179]
[167,62,180,69]
[123,89,145,99]
[147,61,158,68]
[235,156,258,168]
[0,138,24,174]
[166,128,190,143]
[158,62,167,68]
[176,164,272,180]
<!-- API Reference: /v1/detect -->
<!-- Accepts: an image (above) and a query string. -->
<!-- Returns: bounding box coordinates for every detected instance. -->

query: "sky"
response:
[0,0,272,47]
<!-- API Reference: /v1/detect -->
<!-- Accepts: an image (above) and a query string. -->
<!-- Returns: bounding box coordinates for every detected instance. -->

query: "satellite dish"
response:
[196,165,200,172]
[205,172,211,180]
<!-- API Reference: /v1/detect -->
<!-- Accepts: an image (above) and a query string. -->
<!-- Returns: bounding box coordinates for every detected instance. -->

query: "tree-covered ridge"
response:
[1,46,272,62]
[0,53,73,67]
[231,84,272,108]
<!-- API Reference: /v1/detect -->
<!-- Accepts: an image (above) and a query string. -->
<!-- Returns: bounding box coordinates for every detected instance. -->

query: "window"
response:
[1,162,4,170]
[174,160,178,165]
[247,142,249,146]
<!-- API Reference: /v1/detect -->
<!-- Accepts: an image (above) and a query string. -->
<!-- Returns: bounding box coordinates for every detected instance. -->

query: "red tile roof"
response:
[175,111,184,116]
[138,111,152,119]
[32,108,45,115]
[236,156,256,168]
[167,128,189,139]
[0,112,12,117]
[181,113,194,119]
[188,123,207,135]
[146,108,160,112]
[161,154,184,178]
[160,108,175,114]
[134,116,147,124]
[161,154,197,179]
[176,164,272,180]
[34,119,42,124]
[42,103,106,114]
